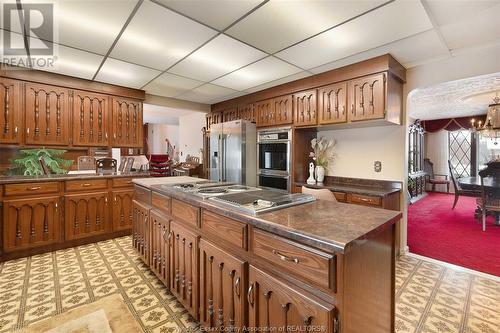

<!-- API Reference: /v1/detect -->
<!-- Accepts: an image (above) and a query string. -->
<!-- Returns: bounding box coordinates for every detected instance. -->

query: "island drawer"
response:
[252,229,335,290]
[172,199,199,228]
[134,185,151,205]
[4,182,59,196]
[201,210,247,250]
[348,193,382,207]
[66,179,108,192]
[113,177,134,188]
[152,192,171,215]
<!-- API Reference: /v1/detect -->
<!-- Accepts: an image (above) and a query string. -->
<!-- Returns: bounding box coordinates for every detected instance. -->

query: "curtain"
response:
[422,115,486,133]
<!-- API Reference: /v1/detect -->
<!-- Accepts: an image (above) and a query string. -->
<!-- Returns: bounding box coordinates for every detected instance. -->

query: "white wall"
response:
[318,125,406,181]
[148,124,179,154]
[178,112,206,162]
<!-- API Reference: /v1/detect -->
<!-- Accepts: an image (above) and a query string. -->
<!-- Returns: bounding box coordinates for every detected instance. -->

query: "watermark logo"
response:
[2,3,57,69]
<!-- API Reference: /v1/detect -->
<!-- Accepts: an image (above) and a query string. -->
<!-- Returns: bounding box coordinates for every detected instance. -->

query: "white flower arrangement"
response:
[309,137,336,168]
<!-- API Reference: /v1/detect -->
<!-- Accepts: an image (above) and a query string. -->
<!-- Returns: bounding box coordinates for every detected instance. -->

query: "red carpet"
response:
[408,192,500,277]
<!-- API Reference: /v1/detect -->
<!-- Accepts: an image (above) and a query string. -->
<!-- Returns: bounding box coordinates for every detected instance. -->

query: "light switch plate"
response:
[374,161,382,172]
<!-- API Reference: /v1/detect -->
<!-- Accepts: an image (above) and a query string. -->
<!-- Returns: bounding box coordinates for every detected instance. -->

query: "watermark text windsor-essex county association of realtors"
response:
[2,2,58,69]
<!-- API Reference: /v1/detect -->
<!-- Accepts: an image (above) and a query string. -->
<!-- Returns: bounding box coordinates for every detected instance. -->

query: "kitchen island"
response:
[133,178,401,333]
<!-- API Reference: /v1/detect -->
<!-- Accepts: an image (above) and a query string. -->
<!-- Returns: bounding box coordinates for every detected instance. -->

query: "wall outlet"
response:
[374,161,382,172]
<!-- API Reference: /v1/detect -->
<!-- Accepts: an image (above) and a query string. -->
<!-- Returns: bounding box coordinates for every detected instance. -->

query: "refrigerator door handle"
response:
[221,135,226,181]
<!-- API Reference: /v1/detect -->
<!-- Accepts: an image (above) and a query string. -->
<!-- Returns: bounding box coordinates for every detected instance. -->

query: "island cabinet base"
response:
[133,184,397,333]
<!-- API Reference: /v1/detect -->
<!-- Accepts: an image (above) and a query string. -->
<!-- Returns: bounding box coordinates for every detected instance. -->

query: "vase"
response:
[307,162,316,185]
[315,165,325,184]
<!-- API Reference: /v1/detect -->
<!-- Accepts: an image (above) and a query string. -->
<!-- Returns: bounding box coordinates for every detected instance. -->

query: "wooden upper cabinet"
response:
[238,104,255,123]
[255,99,274,127]
[73,90,109,146]
[111,97,142,147]
[206,112,222,131]
[293,90,318,127]
[348,73,386,122]
[223,108,240,122]
[274,95,293,125]
[25,82,70,145]
[318,82,348,125]
[0,78,22,144]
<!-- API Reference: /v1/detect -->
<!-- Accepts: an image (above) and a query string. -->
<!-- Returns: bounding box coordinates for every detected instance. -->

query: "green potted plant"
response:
[9,148,73,176]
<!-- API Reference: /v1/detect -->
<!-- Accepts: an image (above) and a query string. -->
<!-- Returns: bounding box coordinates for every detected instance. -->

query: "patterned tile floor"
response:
[0,236,497,333]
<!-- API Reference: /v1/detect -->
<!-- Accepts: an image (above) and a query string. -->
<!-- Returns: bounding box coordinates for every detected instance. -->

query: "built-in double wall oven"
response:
[257,127,292,192]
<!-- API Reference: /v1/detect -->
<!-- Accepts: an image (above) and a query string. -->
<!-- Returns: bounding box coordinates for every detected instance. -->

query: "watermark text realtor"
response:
[2,3,57,69]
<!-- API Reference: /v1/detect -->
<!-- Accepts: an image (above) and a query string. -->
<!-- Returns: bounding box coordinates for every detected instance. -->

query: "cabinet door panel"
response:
[133,199,151,263]
[348,73,386,121]
[318,82,347,124]
[2,196,60,252]
[274,95,293,125]
[0,78,22,144]
[238,104,255,123]
[73,91,109,146]
[25,83,69,145]
[294,90,317,126]
[223,108,240,122]
[255,99,274,127]
[64,192,109,241]
[206,112,222,132]
[150,210,170,284]
[112,190,134,231]
[112,97,142,147]
[200,239,246,332]
[248,265,335,332]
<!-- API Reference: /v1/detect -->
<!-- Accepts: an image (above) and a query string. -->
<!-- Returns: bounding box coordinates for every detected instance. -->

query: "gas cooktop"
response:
[164,182,261,198]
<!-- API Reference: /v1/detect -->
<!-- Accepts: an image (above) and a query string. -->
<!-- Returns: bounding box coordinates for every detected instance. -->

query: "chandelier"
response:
[471,95,500,139]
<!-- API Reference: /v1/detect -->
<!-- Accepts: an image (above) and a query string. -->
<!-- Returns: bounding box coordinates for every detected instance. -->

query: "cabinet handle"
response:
[114,133,117,139]
[27,186,41,191]
[14,126,18,135]
[351,104,354,114]
[105,132,108,139]
[26,128,30,136]
[360,198,372,202]
[234,277,241,297]
[81,183,92,187]
[342,106,345,115]
[247,283,254,305]
[272,250,300,263]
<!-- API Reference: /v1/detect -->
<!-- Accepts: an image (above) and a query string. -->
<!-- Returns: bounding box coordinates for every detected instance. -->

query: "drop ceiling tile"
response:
[111,1,217,70]
[309,29,449,73]
[425,0,500,26]
[276,0,433,70]
[154,0,263,30]
[143,72,203,98]
[245,71,311,93]
[30,41,103,79]
[212,56,302,91]
[226,0,388,53]
[169,34,266,82]
[16,0,139,55]
[439,3,500,51]
[176,83,238,104]
[95,57,161,89]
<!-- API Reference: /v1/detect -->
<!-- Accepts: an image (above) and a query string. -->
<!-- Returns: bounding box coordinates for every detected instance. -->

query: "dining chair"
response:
[301,186,337,202]
[478,167,500,231]
[96,158,117,174]
[424,158,450,192]
[448,160,481,209]
[77,156,95,171]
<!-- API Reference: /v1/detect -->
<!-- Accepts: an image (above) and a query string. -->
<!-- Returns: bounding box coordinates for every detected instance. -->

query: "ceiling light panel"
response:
[95,58,161,89]
[226,0,388,53]
[18,0,139,55]
[111,1,217,70]
[154,0,264,30]
[143,72,203,98]
[30,41,104,79]
[275,0,433,69]
[176,83,238,104]
[212,56,302,91]
[168,34,266,82]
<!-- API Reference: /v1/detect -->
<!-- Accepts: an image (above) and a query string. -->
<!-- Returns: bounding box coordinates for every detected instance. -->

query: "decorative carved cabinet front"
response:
[150,210,170,284]
[318,82,348,124]
[248,265,335,333]
[274,95,293,125]
[112,190,134,231]
[294,90,318,126]
[223,108,240,122]
[112,97,142,147]
[0,78,21,144]
[25,83,70,145]
[206,112,223,131]
[2,196,60,252]
[200,239,246,332]
[64,192,109,241]
[73,90,109,146]
[256,99,275,127]
[238,104,255,123]
[348,73,386,121]
[133,200,151,263]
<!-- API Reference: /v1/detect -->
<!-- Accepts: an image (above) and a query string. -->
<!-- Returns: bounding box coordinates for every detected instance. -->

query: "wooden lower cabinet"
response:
[169,221,199,318]
[133,199,151,264]
[150,210,170,284]
[248,265,336,332]
[112,190,134,231]
[199,239,246,332]
[2,196,60,252]
[64,192,109,240]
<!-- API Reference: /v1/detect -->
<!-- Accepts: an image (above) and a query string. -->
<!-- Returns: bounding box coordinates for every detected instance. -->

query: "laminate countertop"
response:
[0,172,150,184]
[149,183,402,254]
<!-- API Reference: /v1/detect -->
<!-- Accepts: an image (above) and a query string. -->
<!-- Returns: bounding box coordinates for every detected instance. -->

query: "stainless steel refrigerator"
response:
[209,120,257,186]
